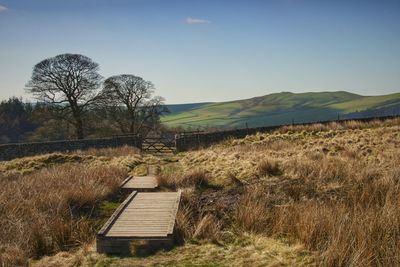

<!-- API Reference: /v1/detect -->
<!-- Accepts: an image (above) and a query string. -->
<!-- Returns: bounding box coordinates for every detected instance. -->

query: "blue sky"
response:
[0,0,399,104]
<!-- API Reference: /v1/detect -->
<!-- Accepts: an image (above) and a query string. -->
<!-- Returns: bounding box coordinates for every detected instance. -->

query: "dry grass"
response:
[177,118,400,266]
[6,119,400,266]
[0,148,143,176]
[0,163,126,266]
[0,245,26,267]
[278,117,400,133]
[257,159,282,177]
[157,168,211,190]
[174,192,223,243]
[0,153,97,175]
[269,157,400,266]
[235,185,273,234]
[35,234,315,267]
[74,145,141,158]
[181,118,400,181]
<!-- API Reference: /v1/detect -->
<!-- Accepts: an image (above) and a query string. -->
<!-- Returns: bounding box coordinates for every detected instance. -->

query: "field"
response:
[163,91,400,129]
[1,118,400,266]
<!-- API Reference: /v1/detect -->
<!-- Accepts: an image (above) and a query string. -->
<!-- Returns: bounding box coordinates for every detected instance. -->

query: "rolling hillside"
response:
[163,91,400,129]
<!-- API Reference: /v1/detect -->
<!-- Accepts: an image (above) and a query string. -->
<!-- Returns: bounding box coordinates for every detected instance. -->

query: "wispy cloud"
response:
[0,4,8,12]
[185,17,211,25]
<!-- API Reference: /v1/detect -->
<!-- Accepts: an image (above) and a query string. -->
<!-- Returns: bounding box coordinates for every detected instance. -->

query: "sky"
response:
[0,0,399,104]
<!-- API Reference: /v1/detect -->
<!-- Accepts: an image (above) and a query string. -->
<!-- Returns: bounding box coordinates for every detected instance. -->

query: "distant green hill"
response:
[163,91,400,129]
[166,102,212,113]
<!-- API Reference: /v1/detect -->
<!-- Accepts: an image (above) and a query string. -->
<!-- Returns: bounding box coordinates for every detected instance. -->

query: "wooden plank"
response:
[112,223,170,225]
[121,176,158,190]
[105,233,170,237]
[98,191,137,236]
[168,190,181,234]
[97,189,181,255]
[120,175,133,188]
[98,191,181,239]
[108,229,170,232]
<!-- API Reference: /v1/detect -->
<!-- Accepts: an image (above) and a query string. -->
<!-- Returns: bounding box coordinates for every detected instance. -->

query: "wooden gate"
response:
[142,135,176,154]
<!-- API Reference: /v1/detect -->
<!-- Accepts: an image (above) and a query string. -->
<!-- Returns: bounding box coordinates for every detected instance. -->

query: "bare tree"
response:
[26,53,102,139]
[102,74,168,135]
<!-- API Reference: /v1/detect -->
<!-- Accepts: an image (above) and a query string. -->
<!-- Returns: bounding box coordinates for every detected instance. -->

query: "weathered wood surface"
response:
[120,175,158,190]
[98,174,181,254]
[142,137,176,154]
[98,191,138,237]
[98,191,181,239]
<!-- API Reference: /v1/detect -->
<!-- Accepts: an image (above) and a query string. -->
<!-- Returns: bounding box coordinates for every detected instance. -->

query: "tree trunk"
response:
[129,121,135,134]
[129,112,136,134]
[73,112,84,139]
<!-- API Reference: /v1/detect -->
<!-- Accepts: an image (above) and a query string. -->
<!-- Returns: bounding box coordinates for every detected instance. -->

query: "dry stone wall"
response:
[0,136,142,161]
[175,115,399,151]
[1,115,398,159]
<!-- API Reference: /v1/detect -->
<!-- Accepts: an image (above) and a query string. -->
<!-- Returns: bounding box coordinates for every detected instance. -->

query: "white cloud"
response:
[185,17,210,25]
[0,4,8,12]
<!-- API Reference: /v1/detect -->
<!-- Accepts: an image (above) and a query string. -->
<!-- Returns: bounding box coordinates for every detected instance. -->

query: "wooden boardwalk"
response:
[97,191,181,254]
[121,175,158,191]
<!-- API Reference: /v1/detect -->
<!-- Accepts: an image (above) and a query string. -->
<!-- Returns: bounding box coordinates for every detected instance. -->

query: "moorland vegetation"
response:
[1,118,399,266]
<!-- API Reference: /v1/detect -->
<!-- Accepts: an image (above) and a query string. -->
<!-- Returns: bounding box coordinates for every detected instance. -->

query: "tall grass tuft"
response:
[174,192,223,243]
[234,154,400,266]
[157,169,210,190]
[235,185,273,233]
[257,159,282,177]
[0,163,126,264]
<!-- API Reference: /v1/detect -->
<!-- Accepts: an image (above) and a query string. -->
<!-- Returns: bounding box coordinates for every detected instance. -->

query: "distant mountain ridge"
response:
[163,91,400,129]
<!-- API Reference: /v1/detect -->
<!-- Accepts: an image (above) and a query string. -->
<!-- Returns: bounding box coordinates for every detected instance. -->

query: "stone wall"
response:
[175,126,280,151]
[1,115,398,159]
[175,115,399,152]
[0,135,142,161]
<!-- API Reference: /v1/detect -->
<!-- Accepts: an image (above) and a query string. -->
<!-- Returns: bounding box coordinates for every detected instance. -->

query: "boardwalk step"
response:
[97,190,181,255]
[120,175,158,192]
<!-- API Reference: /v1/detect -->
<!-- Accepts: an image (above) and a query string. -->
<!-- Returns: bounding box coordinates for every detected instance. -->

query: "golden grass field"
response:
[1,118,399,266]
